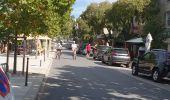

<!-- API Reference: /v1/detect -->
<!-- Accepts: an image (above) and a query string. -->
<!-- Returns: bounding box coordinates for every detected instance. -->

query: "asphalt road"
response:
[37,50,170,100]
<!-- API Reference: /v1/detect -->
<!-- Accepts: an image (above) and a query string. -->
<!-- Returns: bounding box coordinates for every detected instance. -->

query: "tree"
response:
[142,0,164,48]
[0,0,76,73]
[107,0,150,41]
[80,1,112,41]
[76,18,92,40]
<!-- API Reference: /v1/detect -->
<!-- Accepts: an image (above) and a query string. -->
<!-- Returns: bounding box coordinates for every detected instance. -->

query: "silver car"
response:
[102,48,131,67]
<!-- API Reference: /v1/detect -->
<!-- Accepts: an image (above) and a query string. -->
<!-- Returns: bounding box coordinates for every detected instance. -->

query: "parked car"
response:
[62,41,75,49]
[131,50,170,82]
[102,48,131,67]
[0,66,14,100]
[93,45,111,60]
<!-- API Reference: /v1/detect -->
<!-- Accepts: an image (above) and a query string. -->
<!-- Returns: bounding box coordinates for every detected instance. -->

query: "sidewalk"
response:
[0,51,55,100]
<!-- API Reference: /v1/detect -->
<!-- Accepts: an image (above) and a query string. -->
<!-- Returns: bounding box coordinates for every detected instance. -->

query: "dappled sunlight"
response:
[44,83,61,87]
[69,96,81,100]
[108,92,147,100]
[37,64,170,100]
[12,85,22,88]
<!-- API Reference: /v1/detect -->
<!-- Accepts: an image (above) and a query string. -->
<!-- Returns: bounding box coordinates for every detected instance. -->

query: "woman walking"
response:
[86,43,91,58]
[71,41,77,60]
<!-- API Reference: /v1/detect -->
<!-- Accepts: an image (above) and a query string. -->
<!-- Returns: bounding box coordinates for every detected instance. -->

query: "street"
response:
[37,50,170,100]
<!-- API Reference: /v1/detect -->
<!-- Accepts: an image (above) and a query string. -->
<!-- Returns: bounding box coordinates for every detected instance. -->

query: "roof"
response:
[17,35,51,40]
[126,38,143,43]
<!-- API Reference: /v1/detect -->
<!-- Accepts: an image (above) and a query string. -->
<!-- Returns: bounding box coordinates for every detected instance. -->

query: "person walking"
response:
[71,41,77,60]
[55,43,62,59]
[86,43,91,58]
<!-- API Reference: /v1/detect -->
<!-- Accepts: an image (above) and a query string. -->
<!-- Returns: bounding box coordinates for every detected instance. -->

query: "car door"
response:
[107,48,112,62]
[139,52,156,74]
[138,53,151,73]
[103,50,108,62]
[146,53,156,74]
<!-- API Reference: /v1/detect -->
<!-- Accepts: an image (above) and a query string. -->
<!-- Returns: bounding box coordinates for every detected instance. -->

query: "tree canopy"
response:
[78,0,164,47]
[0,0,75,39]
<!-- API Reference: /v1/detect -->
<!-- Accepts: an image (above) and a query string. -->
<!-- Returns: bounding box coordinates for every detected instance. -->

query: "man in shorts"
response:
[71,41,77,60]
[56,43,62,59]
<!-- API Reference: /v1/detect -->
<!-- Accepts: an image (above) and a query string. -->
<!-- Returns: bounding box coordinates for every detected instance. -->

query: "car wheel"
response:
[102,57,105,63]
[132,64,138,76]
[126,62,132,68]
[108,58,113,66]
[152,69,162,82]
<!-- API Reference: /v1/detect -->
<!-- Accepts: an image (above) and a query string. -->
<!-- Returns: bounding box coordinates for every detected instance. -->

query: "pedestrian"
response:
[72,41,77,60]
[86,43,91,58]
[55,42,62,59]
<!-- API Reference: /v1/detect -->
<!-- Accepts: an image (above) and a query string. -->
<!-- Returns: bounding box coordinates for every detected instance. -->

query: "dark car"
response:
[131,50,170,82]
[102,48,131,67]
[93,45,111,60]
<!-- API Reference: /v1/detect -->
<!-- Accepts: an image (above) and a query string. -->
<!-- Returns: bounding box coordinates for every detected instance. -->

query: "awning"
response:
[17,35,51,40]
[126,38,143,43]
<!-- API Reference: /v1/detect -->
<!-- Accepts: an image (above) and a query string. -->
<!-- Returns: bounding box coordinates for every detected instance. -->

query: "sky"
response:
[71,0,117,19]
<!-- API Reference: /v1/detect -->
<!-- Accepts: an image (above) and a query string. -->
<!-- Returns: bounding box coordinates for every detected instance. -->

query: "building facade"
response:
[159,0,170,51]
[159,0,170,28]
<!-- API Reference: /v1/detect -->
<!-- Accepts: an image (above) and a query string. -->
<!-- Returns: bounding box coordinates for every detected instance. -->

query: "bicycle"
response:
[56,49,62,59]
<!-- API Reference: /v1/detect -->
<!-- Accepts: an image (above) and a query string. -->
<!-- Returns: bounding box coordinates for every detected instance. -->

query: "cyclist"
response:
[71,41,77,60]
[56,43,62,59]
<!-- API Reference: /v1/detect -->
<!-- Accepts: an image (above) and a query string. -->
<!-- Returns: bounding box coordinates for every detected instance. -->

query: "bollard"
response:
[40,60,42,67]
[25,57,29,86]
[44,51,46,62]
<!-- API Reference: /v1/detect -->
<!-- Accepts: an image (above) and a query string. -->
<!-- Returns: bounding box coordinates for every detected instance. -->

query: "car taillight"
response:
[0,68,10,97]
[112,51,117,56]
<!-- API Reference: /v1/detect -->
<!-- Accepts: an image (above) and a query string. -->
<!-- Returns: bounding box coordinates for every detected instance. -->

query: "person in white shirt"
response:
[71,41,77,60]
[55,43,62,59]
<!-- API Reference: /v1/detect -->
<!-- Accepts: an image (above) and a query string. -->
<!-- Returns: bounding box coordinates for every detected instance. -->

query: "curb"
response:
[34,56,54,100]
[22,55,54,100]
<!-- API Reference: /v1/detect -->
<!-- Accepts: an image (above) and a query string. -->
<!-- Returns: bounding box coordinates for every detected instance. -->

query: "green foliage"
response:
[76,18,92,40]
[80,2,112,38]
[107,0,150,40]
[142,0,165,48]
[0,0,75,40]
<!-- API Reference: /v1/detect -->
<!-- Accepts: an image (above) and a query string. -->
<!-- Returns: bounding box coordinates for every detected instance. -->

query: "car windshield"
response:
[154,51,170,61]
[113,48,128,54]
[98,46,110,51]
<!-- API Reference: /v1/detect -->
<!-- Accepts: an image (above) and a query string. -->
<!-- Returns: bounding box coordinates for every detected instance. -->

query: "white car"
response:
[0,66,14,100]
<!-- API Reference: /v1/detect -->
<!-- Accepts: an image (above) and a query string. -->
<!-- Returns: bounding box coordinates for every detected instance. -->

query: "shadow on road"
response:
[37,64,170,100]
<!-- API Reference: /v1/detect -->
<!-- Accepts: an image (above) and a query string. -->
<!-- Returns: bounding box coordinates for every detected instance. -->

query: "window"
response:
[166,11,170,27]
[143,53,151,60]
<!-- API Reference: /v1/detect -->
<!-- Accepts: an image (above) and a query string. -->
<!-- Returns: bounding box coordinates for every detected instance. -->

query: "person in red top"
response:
[86,43,91,58]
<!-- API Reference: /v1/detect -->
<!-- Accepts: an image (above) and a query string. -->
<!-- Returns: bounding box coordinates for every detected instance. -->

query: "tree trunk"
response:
[13,31,17,74]
[6,36,9,72]
[22,35,26,75]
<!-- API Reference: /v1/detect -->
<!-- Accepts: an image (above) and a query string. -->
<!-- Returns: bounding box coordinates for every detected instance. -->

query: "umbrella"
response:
[145,33,153,53]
